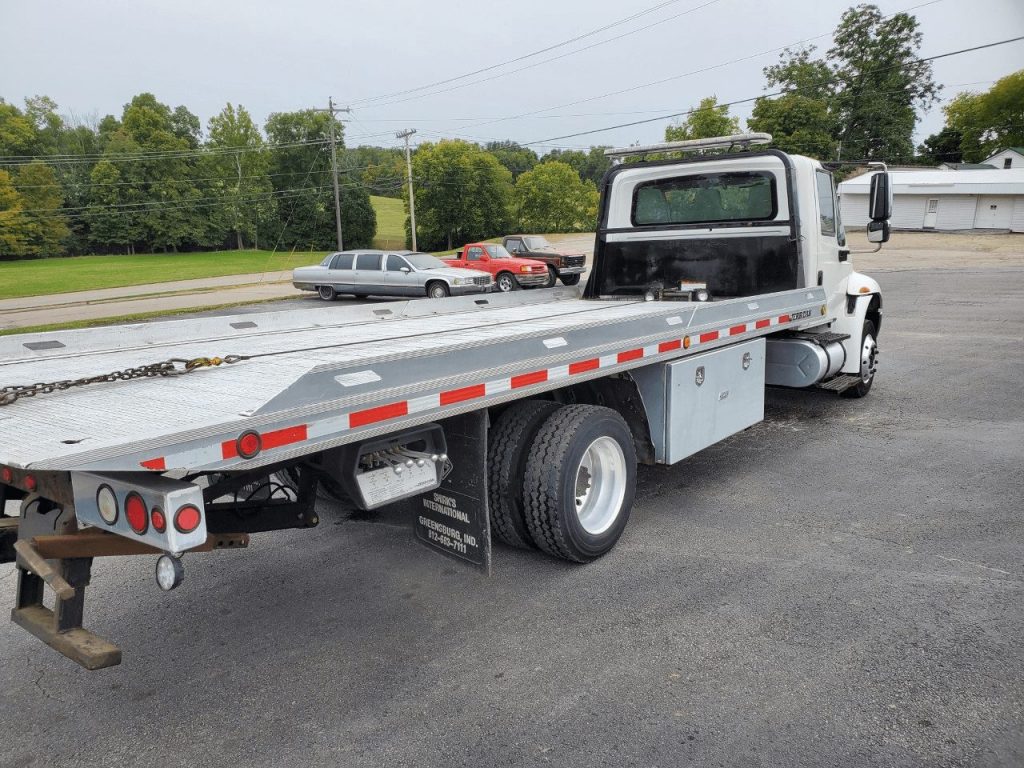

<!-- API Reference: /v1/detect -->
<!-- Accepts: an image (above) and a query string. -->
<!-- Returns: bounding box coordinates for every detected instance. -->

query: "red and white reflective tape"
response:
[140,312,795,470]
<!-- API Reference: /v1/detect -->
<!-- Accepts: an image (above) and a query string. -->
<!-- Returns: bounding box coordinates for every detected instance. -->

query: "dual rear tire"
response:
[488,401,637,562]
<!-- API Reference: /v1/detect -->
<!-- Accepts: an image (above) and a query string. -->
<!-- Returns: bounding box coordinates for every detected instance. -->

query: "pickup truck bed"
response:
[0,287,825,473]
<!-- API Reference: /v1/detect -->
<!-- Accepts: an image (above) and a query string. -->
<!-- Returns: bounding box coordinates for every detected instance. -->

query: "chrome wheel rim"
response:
[860,333,878,383]
[497,275,514,292]
[317,286,334,300]
[429,284,446,298]
[574,436,628,535]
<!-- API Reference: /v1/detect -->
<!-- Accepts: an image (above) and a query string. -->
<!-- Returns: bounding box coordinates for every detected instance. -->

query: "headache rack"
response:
[604,132,773,162]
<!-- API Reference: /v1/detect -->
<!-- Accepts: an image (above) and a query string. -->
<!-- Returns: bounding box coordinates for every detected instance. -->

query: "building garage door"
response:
[975,196,1014,229]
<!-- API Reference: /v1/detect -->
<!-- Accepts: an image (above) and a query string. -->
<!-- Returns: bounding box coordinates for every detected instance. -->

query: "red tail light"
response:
[24,475,37,492]
[125,492,148,534]
[151,506,167,533]
[1,467,12,484]
[174,504,201,533]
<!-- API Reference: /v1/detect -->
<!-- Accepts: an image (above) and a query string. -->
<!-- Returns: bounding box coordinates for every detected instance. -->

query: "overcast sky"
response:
[2,0,1022,155]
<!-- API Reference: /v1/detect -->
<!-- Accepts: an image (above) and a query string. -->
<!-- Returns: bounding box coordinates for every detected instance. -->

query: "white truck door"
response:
[812,169,852,318]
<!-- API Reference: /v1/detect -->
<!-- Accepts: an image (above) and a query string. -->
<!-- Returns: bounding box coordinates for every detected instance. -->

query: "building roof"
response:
[939,162,996,170]
[839,168,1024,196]
[985,147,1024,159]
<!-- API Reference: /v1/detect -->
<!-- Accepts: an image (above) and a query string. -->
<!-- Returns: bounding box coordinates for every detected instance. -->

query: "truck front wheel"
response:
[496,272,518,292]
[560,274,581,286]
[426,281,450,299]
[841,319,878,399]
[523,405,637,562]
[487,400,561,549]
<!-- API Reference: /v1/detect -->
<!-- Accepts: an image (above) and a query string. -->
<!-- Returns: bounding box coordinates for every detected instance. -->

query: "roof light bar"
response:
[604,133,773,161]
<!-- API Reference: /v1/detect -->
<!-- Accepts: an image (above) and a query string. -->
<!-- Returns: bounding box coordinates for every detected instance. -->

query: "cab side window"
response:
[506,239,522,253]
[386,254,409,271]
[467,246,484,261]
[355,253,381,270]
[815,170,837,238]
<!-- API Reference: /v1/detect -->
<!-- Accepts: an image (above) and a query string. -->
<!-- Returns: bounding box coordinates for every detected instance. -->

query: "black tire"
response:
[427,281,450,299]
[523,405,637,563]
[841,319,878,399]
[317,285,337,301]
[544,266,558,288]
[495,272,518,293]
[487,400,561,549]
[560,273,581,286]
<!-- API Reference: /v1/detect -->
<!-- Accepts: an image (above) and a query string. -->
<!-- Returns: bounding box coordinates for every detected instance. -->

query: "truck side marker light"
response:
[97,484,119,525]
[151,506,167,533]
[859,286,871,293]
[821,305,827,315]
[683,336,691,349]
[174,504,201,534]
[236,431,262,459]
[125,492,148,535]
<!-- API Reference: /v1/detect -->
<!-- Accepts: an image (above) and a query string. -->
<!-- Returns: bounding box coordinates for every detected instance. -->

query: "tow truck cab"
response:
[587,134,889,386]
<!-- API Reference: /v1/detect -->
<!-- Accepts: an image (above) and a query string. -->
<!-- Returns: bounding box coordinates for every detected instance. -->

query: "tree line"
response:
[1,4,1020,260]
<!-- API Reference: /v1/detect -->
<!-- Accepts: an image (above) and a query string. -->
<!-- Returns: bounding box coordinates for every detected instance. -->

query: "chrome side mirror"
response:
[866,220,890,244]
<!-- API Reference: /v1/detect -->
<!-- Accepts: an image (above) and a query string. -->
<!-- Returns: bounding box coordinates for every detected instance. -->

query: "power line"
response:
[0,138,331,166]
[348,0,690,108]
[524,34,1024,145]
[355,0,725,111]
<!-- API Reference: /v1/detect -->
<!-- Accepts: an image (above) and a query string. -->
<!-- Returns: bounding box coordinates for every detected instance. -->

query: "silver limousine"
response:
[292,250,494,301]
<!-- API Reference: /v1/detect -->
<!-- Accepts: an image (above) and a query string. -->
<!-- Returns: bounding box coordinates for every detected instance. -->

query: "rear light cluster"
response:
[93,486,201,536]
[1,465,37,492]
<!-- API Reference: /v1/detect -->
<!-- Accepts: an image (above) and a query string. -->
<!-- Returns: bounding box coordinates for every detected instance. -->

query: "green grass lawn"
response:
[370,195,406,250]
[0,249,326,300]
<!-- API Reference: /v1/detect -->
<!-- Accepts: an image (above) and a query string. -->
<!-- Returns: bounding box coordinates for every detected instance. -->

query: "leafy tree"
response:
[411,140,513,250]
[264,109,375,250]
[764,47,835,102]
[748,93,836,159]
[514,161,598,233]
[207,103,273,249]
[87,160,143,253]
[916,126,963,164]
[484,141,538,179]
[828,4,938,162]
[15,162,68,256]
[347,146,405,197]
[665,96,740,142]
[539,146,612,186]
[943,70,1024,162]
[0,170,30,258]
[0,100,37,156]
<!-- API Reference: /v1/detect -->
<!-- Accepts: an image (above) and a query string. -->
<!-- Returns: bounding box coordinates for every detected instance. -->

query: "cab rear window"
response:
[632,171,777,226]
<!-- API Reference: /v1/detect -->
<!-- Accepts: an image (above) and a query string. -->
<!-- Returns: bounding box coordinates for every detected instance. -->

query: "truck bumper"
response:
[516,274,551,288]
[556,267,586,276]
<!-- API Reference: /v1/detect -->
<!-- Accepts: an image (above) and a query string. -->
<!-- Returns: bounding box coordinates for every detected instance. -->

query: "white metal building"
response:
[839,169,1024,232]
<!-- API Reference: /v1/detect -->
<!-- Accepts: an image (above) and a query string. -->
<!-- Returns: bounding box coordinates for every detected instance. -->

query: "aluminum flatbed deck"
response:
[0,287,826,472]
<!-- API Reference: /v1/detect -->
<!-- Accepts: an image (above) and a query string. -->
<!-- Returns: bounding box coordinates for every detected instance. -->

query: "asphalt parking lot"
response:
[1,263,1022,767]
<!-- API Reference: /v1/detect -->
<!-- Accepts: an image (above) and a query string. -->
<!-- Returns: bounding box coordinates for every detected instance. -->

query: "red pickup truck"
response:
[443,242,550,293]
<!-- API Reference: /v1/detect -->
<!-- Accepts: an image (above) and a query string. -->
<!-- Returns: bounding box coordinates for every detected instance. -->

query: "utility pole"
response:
[396,128,417,251]
[316,98,351,251]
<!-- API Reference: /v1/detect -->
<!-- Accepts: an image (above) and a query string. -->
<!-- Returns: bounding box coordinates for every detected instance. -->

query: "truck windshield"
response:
[405,253,448,270]
[484,244,513,259]
[524,236,552,249]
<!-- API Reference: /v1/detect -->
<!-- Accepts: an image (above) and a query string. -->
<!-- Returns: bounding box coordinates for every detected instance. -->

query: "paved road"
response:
[1,266,1022,767]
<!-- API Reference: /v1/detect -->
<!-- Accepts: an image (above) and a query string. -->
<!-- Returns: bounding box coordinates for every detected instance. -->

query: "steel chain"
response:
[0,355,245,407]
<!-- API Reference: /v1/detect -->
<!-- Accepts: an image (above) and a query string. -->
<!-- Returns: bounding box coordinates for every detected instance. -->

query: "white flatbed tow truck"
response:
[0,134,892,669]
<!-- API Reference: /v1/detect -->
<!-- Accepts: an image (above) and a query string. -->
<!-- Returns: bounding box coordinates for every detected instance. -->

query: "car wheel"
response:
[560,274,581,286]
[841,319,878,398]
[427,281,450,299]
[487,400,561,549]
[496,272,517,293]
[544,266,558,288]
[317,285,337,301]
[523,404,637,563]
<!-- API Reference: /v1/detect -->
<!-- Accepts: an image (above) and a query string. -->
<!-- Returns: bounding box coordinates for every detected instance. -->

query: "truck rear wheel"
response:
[841,319,878,399]
[523,405,637,562]
[487,400,561,549]
[560,274,581,286]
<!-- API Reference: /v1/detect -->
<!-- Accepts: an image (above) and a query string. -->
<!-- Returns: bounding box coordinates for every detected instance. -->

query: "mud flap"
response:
[408,410,491,575]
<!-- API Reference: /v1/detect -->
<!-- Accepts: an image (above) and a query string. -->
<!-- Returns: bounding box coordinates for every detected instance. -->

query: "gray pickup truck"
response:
[502,235,587,287]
